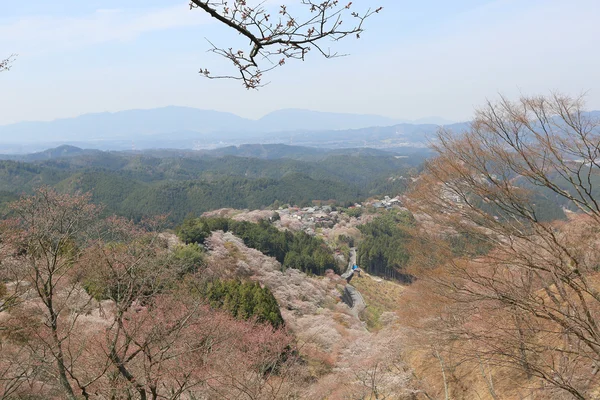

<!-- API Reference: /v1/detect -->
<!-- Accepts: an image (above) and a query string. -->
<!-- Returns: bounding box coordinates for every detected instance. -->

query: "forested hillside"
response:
[0,145,417,223]
[178,217,339,275]
[201,279,284,328]
[356,211,415,282]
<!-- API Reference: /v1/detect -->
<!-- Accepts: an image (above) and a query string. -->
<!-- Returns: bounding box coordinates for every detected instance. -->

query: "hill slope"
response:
[0,145,417,223]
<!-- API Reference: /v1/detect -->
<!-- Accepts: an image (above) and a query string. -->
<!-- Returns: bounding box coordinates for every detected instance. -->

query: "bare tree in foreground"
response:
[0,188,298,399]
[408,94,600,399]
[190,0,381,88]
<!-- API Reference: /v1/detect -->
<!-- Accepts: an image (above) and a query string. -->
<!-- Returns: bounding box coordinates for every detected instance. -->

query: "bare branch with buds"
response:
[190,1,382,88]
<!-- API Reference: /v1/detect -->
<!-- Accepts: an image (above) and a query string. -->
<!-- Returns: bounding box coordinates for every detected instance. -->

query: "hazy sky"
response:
[1,0,599,125]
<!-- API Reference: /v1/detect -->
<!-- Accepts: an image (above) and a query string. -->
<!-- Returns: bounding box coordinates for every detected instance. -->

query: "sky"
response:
[0,0,599,125]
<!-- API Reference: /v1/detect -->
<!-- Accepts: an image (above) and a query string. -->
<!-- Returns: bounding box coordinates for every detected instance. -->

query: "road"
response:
[340,247,357,280]
[339,248,366,314]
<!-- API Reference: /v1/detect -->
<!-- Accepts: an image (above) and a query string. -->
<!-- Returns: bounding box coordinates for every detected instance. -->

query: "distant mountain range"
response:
[0,107,459,153]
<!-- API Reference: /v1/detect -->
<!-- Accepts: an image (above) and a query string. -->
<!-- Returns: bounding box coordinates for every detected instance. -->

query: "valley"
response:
[2,2,599,397]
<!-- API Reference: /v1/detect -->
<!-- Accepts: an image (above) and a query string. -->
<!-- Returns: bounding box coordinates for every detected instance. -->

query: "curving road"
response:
[340,248,357,280]
[340,248,366,314]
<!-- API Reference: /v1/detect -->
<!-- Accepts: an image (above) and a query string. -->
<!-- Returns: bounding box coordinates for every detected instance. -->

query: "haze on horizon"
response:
[1,0,599,126]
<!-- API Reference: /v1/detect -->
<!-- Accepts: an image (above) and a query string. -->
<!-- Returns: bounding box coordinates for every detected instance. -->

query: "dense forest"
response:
[178,217,339,275]
[356,211,415,282]
[0,145,418,223]
[200,279,284,328]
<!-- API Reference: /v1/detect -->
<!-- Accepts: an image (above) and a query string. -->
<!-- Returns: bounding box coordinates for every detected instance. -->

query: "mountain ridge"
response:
[0,106,455,145]
[0,143,415,163]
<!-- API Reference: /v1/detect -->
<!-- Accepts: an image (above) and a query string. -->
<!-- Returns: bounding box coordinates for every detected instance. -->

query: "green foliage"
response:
[0,151,417,223]
[176,218,212,245]
[0,161,68,194]
[270,211,281,221]
[341,207,363,218]
[178,217,338,275]
[0,190,18,215]
[357,211,415,282]
[337,234,354,247]
[172,243,205,276]
[82,278,107,302]
[58,173,363,224]
[202,279,284,328]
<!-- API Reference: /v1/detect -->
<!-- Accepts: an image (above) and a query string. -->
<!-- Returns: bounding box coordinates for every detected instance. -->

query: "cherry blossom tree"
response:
[190,1,382,88]
[0,189,298,399]
[0,188,101,399]
[408,94,600,399]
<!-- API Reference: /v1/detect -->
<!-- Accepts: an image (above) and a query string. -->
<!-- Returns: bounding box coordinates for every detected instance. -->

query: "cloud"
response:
[0,5,209,56]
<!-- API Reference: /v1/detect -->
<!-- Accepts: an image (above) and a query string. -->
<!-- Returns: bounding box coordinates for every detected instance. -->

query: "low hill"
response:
[0,145,102,162]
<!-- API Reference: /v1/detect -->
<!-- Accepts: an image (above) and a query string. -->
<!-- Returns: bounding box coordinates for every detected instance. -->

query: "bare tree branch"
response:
[0,55,16,73]
[189,1,382,88]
